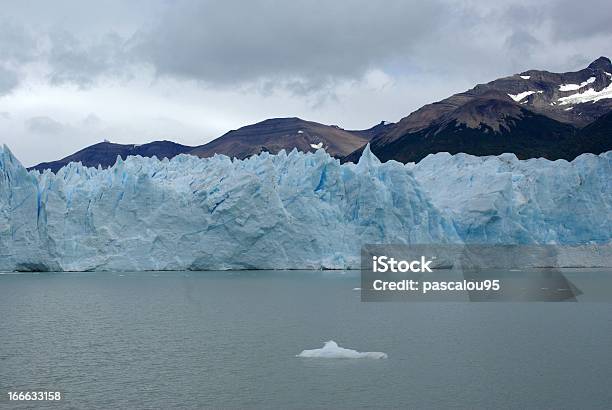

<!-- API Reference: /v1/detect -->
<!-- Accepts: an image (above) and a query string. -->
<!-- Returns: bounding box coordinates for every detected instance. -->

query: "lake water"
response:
[1,270,611,409]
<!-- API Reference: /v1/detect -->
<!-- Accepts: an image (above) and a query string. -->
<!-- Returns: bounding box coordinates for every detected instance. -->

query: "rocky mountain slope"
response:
[30,118,379,172]
[29,57,612,171]
[344,57,612,163]
[189,117,372,159]
[30,140,194,173]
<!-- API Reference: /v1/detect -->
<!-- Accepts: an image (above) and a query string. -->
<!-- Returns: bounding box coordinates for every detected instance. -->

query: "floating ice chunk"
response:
[297,130,304,134]
[519,75,531,80]
[310,142,323,149]
[297,341,387,359]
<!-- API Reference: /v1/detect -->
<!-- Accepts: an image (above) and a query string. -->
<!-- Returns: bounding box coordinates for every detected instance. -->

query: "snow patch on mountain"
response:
[508,90,543,102]
[508,91,535,101]
[519,75,531,80]
[559,77,596,91]
[558,82,612,105]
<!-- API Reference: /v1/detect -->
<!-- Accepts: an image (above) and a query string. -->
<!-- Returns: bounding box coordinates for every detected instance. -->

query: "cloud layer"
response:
[0,0,611,165]
[2,0,611,94]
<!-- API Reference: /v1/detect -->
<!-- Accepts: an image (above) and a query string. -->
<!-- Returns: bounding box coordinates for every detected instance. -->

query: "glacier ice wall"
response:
[409,151,612,245]
[0,144,610,271]
[0,145,457,271]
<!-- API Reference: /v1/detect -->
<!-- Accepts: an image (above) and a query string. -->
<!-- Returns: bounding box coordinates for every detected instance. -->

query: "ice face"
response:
[409,151,612,245]
[0,144,610,272]
[0,144,457,271]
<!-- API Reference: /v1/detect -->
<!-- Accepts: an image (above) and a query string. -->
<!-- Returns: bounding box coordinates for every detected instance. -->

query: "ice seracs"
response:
[296,341,388,359]
[409,151,612,246]
[0,144,610,272]
[0,144,457,271]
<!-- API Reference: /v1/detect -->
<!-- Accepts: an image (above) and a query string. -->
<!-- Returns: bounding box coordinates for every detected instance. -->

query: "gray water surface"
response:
[1,271,611,409]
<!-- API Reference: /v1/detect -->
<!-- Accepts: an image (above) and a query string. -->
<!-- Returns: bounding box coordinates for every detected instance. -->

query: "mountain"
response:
[29,140,194,173]
[30,118,379,172]
[574,110,612,154]
[344,57,612,163]
[347,120,395,140]
[188,117,372,159]
[29,57,612,171]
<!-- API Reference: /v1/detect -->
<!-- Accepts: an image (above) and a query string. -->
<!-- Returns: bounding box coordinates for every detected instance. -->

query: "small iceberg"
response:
[296,341,387,359]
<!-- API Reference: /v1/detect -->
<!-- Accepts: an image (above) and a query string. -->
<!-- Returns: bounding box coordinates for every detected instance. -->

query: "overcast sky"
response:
[1,0,611,166]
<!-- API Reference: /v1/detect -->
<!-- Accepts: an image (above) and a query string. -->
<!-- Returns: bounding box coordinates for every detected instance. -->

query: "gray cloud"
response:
[0,19,40,63]
[549,0,612,40]
[47,30,130,87]
[505,30,541,58]
[132,0,446,91]
[25,116,65,134]
[0,67,19,95]
[0,1,611,95]
[80,113,103,127]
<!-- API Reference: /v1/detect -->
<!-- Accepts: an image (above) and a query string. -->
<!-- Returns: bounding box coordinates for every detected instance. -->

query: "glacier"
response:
[0,144,610,271]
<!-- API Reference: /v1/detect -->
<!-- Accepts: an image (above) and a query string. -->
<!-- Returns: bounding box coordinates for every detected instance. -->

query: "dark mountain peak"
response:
[344,58,612,165]
[259,117,304,125]
[189,117,370,159]
[475,89,515,101]
[449,94,523,132]
[29,140,194,173]
[588,56,612,71]
[347,120,395,140]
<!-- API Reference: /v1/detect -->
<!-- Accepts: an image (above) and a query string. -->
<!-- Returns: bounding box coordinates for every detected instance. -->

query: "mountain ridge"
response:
[29,57,612,172]
[343,56,612,163]
[188,117,372,160]
[29,118,382,172]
